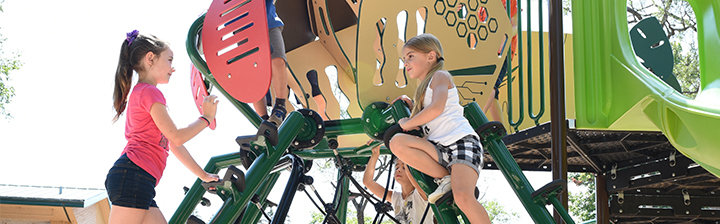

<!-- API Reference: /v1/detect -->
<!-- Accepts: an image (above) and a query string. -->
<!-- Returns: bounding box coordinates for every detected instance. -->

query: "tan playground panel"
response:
[284,0,574,148]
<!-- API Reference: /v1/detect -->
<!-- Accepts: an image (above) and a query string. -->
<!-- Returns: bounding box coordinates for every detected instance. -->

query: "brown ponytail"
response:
[405,34,445,117]
[112,32,169,122]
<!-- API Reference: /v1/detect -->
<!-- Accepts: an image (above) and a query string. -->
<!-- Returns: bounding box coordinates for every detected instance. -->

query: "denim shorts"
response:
[104,154,158,209]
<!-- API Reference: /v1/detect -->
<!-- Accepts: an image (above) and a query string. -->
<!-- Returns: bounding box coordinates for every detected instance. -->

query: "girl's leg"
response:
[142,207,167,224]
[109,206,146,224]
[451,164,491,224]
[253,97,269,118]
[389,133,449,178]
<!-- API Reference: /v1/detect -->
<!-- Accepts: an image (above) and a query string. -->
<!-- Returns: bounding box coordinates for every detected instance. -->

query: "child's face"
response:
[402,47,434,80]
[148,48,176,85]
[395,160,409,183]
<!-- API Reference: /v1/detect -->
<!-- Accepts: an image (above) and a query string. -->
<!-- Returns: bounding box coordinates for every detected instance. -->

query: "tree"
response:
[0,0,22,119]
[482,200,519,224]
[568,172,596,222]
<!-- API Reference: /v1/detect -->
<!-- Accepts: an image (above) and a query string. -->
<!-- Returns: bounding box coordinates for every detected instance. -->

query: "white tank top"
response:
[422,75,478,146]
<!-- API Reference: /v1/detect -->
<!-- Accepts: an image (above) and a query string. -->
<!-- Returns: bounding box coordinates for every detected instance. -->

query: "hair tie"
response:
[437,56,444,62]
[126,30,139,46]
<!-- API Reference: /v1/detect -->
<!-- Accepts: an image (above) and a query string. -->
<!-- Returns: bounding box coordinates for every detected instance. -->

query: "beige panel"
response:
[286,41,362,120]
[355,0,512,109]
[309,0,357,82]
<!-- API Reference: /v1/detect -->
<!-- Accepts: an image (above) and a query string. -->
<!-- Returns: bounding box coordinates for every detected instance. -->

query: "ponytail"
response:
[112,31,169,122]
[410,59,444,117]
[405,34,445,117]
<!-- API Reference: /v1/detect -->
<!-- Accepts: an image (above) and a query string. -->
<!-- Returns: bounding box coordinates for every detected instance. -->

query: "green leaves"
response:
[0,16,22,119]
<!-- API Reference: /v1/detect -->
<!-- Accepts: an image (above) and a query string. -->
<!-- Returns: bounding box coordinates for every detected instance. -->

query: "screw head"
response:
[254,62,258,67]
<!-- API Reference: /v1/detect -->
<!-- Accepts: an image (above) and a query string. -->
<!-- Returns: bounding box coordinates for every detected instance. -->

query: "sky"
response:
[0,0,577,223]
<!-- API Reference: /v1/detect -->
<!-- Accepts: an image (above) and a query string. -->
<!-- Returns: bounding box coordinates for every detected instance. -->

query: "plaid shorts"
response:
[433,135,483,175]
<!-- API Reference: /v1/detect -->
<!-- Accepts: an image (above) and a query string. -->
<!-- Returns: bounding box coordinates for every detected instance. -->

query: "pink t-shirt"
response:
[121,82,169,186]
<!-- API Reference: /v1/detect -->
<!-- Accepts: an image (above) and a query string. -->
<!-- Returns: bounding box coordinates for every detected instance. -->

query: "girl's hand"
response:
[202,95,219,121]
[391,95,413,108]
[200,172,220,183]
[398,117,418,131]
[366,139,381,158]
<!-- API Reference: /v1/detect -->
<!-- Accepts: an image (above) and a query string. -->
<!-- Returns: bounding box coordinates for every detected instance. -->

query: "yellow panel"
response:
[494,31,575,132]
[355,0,512,109]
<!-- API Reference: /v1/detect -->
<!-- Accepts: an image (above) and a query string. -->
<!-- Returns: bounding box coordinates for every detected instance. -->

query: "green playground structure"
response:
[169,0,720,223]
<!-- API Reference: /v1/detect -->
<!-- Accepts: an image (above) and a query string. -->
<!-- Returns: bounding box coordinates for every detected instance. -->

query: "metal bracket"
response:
[611,163,618,180]
[683,188,691,205]
[670,150,677,167]
[618,191,624,204]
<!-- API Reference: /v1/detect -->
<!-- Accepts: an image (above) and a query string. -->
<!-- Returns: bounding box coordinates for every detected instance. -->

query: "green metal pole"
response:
[324,118,364,137]
[549,197,575,224]
[209,112,306,223]
[335,170,349,224]
[239,173,281,224]
[169,153,242,224]
[464,102,556,224]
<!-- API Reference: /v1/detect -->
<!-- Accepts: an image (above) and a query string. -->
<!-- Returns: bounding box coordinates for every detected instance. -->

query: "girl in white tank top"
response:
[387,33,491,224]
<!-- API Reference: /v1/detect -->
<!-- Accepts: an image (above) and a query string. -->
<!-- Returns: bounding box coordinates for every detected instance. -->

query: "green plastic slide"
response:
[573,0,720,177]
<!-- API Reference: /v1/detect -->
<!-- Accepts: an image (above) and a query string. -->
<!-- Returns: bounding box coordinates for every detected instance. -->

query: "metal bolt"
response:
[372,105,376,109]
[672,173,675,177]
[613,185,616,189]
[309,111,313,115]
[294,141,299,146]
[619,209,623,213]
[228,74,232,78]
[311,139,315,144]
[254,62,257,67]
[366,118,370,123]
[686,211,690,215]
[318,124,322,129]
[221,190,226,194]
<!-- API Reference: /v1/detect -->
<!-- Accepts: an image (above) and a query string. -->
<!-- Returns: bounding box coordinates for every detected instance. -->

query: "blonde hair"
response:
[405,33,445,117]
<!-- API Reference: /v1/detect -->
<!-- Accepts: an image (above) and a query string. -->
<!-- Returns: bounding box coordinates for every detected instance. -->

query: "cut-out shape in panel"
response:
[457,3,468,20]
[397,58,407,88]
[373,18,387,86]
[478,6,488,23]
[396,10,408,88]
[325,65,351,119]
[497,34,508,58]
[467,33,478,49]
[416,7,428,36]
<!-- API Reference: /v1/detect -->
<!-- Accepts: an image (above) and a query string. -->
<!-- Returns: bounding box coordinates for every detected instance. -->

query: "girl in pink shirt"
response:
[105,30,220,224]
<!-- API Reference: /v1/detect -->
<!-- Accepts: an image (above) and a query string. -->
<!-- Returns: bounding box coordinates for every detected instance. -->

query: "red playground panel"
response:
[202,0,272,103]
[191,65,217,130]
